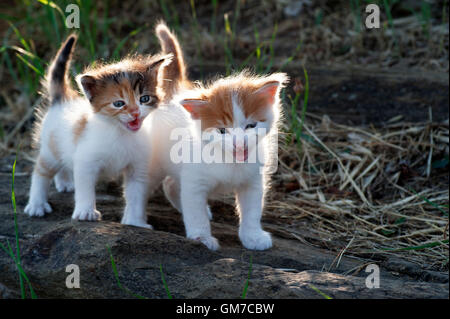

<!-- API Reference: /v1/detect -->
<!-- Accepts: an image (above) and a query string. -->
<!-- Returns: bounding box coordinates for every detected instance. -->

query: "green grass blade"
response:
[410,188,449,217]
[159,264,172,299]
[112,28,143,60]
[107,245,147,299]
[159,0,171,25]
[8,22,31,52]
[37,0,65,20]
[15,53,44,76]
[11,155,25,299]
[379,240,449,252]
[264,23,278,73]
[241,255,253,299]
[211,0,218,35]
[9,153,37,298]
[0,240,36,298]
[309,284,332,299]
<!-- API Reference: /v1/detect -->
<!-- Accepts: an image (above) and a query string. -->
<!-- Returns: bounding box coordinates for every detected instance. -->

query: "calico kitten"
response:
[25,34,171,229]
[148,23,288,250]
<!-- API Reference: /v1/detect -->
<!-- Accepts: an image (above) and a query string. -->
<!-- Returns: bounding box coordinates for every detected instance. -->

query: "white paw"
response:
[121,219,153,230]
[239,229,272,250]
[72,207,102,221]
[189,235,220,251]
[55,179,74,193]
[24,201,52,217]
[206,205,213,220]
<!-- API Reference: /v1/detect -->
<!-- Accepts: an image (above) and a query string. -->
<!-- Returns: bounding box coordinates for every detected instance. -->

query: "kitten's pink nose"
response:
[130,109,140,118]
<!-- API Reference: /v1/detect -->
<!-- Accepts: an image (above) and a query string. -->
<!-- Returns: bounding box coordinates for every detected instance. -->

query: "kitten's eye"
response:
[113,100,125,108]
[245,123,257,130]
[218,128,227,134]
[140,95,150,103]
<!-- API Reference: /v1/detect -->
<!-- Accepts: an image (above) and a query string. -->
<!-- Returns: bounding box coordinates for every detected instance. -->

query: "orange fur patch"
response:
[73,114,88,144]
[36,157,57,178]
[195,88,234,130]
[240,81,279,121]
[181,72,288,130]
[49,132,60,160]
[78,55,166,115]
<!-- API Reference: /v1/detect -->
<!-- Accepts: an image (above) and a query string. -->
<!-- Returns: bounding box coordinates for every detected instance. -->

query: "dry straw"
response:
[267,110,449,270]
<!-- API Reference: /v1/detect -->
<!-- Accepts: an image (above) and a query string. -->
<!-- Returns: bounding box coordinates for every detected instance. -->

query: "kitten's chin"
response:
[125,117,142,132]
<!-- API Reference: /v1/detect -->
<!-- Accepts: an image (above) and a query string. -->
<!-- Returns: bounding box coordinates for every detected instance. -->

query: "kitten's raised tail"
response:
[155,22,188,101]
[47,34,77,104]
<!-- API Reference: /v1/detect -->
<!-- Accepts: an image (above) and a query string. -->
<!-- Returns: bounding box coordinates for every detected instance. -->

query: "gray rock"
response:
[0,173,448,299]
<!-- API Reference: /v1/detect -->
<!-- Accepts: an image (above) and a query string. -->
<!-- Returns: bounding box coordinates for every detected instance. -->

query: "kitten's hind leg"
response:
[162,176,181,212]
[25,155,58,217]
[54,167,74,192]
[164,176,212,220]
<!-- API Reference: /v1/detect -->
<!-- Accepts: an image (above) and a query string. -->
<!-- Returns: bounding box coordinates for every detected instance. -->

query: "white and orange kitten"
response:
[148,24,288,250]
[25,34,171,228]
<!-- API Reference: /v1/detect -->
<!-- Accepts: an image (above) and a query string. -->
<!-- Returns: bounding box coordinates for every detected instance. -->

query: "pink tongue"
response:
[127,118,141,131]
[234,148,248,162]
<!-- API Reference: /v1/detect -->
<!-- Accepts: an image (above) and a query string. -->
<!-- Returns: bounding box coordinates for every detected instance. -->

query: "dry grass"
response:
[265,110,449,271]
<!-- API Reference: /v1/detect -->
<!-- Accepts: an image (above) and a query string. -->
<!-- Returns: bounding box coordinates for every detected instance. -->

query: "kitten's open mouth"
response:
[233,147,249,162]
[126,117,142,132]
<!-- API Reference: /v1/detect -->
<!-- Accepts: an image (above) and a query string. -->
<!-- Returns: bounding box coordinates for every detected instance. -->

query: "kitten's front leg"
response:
[121,167,152,229]
[72,159,101,221]
[236,177,272,250]
[180,177,219,251]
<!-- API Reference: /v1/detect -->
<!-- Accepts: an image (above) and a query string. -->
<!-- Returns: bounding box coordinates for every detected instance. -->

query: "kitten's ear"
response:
[179,99,208,119]
[147,54,173,73]
[254,73,289,106]
[78,75,97,100]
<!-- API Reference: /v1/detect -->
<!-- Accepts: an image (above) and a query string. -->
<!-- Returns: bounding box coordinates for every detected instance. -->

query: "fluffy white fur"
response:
[25,96,153,229]
[145,73,287,250]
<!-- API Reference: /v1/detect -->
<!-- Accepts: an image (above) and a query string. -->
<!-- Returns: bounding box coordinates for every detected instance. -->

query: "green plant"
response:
[309,284,332,299]
[107,245,148,299]
[288,67,309,152]
[108,245,173,299]
[350,0,362,32]
[0,154,36,299]
[160,263,172,299]
[241,255,253,299]
[1,0,143,99]
[189,0,204,76]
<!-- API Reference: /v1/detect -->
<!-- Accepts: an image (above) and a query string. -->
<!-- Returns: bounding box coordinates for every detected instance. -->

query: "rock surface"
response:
[0,171,448,299]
